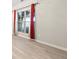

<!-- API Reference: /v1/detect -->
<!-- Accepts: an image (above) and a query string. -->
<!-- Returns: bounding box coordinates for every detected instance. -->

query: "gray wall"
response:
[35,0,67,50]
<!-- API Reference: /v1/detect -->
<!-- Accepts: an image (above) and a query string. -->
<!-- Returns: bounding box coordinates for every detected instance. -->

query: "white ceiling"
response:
[12,0,20,7]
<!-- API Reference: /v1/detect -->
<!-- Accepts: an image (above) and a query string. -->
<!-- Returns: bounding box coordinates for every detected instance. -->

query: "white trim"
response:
[17,32,30,39]
[18,34,30,39]
[36,40,67,52]
[17,6,31,12]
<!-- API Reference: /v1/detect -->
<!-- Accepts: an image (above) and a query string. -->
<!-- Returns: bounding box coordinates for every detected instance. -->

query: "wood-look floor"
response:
[12,35,67,59]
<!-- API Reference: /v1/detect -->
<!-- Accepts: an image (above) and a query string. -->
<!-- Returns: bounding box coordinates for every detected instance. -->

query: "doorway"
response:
[16,7,31,38]
[15,6,36,38]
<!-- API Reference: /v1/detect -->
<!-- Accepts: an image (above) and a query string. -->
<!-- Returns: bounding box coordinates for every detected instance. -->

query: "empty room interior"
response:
[12,0,67,59]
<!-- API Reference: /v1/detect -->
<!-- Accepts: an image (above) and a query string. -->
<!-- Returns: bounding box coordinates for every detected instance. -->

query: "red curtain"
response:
[14,10,16,34]
[30,4,35,39]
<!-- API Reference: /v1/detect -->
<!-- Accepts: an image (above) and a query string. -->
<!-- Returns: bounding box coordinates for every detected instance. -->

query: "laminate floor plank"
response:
[12,35,67,59]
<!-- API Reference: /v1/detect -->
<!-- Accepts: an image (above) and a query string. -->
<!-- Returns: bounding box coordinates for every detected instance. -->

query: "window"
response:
[17,9,35,34]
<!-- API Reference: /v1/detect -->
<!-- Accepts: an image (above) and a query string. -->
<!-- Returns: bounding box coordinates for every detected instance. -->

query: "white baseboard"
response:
[17,32,30,39]
[36,40,67,52]
[15,33,67,51]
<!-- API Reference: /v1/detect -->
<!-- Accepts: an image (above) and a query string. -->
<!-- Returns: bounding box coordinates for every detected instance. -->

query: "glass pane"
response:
[25,18,30,33]
[25,10,30,33]
[22,11,24,19]
[17,12,20,21]
[26,10,30,17]
[17,12,25,32]
[18,21,24,32]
